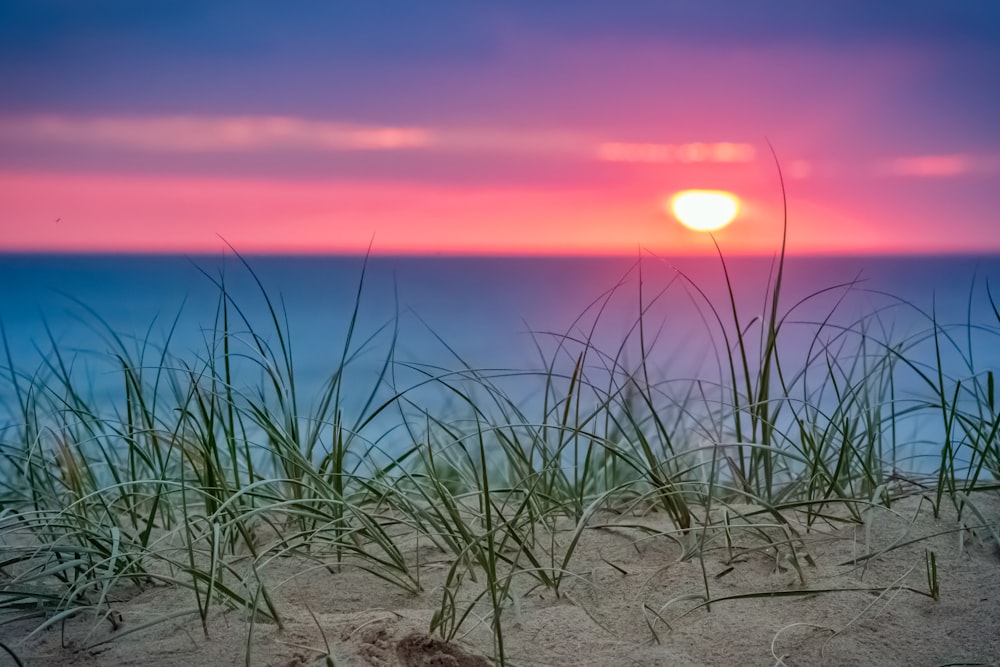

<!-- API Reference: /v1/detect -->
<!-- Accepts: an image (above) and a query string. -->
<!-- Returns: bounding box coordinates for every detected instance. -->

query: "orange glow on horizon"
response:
[0,171,680,255]
[0,170,991,257]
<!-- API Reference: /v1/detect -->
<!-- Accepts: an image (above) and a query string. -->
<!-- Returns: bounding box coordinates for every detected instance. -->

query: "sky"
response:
[1,1,999,255]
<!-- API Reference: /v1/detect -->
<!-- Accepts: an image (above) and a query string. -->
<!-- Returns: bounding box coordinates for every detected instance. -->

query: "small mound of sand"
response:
[395,632,488,667]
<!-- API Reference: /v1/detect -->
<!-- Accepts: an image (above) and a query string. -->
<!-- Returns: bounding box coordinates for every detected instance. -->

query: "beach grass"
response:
[1,231,999,665]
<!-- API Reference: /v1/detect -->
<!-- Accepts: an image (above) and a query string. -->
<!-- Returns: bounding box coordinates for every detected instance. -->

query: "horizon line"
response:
[3,249,999,259]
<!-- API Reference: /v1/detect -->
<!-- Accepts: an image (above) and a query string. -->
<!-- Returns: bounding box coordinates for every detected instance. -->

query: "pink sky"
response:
[3,160,975,256]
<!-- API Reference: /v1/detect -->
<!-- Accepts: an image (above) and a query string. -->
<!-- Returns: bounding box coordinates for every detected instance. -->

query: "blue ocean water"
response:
[2,253,999,471]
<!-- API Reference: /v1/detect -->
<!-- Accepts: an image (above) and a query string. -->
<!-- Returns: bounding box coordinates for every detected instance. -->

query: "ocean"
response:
[2,253,999,471]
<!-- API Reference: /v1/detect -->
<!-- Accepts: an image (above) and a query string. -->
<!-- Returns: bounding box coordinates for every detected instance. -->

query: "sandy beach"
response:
[6,493,997,667]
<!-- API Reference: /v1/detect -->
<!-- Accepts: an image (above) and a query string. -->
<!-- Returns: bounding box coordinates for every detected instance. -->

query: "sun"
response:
[668,190,740,232]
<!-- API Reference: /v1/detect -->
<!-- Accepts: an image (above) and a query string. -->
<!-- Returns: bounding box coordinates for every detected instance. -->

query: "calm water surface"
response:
[2,254,999,470]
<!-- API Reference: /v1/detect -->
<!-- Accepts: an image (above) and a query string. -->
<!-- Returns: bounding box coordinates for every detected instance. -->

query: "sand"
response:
[3,493,998,667]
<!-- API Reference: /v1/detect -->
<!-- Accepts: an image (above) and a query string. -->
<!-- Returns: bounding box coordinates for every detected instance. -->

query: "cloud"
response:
[876,154,999,177]
[6,114,996,187]
[597,141,755,164]
[0,114,763,168]
[0,115,433,152]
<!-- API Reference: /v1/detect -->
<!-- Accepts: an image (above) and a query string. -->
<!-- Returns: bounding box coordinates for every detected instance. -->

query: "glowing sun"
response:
[669,190,740,232]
